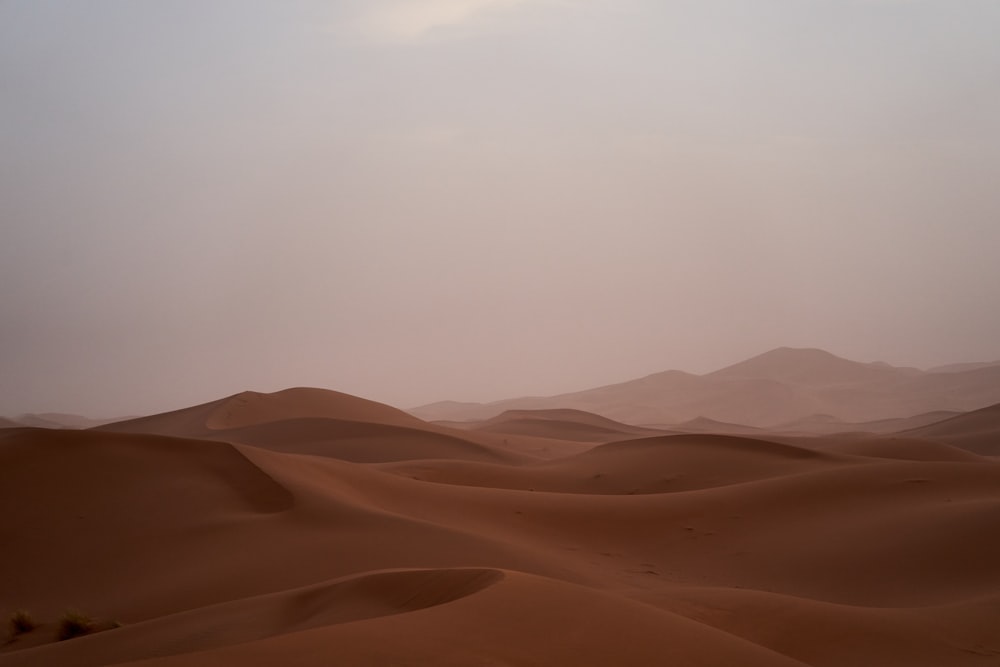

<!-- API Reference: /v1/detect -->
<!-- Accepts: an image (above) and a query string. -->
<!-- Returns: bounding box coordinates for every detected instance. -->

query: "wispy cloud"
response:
[356,0,535,42]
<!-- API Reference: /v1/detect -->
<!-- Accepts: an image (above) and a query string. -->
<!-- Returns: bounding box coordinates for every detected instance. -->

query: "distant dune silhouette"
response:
[411,347,1000,429]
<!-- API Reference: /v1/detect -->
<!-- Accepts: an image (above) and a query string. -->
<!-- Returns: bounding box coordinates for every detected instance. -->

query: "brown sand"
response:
[3,388,1000,666]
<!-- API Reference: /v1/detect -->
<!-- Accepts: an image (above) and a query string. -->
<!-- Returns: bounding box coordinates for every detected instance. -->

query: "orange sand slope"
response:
[3,388,1000,666]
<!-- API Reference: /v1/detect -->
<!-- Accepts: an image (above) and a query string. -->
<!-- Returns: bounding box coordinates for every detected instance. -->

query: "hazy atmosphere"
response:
[3,0,1000,417]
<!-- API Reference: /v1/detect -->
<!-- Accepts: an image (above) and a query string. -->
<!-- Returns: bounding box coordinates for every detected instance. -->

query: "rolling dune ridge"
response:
[3,377,999,666]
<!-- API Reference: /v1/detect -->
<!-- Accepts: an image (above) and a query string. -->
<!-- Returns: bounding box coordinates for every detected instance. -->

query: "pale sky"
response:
[2,0,999,417]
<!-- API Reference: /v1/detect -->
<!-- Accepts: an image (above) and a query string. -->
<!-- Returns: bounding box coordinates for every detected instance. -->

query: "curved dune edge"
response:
[0,428,294,515]
[377,432,857,495]
[96,387,425,436]
[210,416,529,464]
[641,585,1000,667]
[476,416,638,441]
[814,436,987,462]
[463,408,666,443]
[98,389,540,464]
[203,388,424,431]
[94,571,809,667]
[592,433,835,459]
[901,402,1000,455]
[0,568,506,667]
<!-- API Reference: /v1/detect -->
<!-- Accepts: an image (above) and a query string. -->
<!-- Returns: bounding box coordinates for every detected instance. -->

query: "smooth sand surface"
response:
[3,389,1000,666]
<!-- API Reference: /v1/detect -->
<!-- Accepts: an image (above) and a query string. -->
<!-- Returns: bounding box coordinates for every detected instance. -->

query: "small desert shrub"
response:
[8,610,37,637]
[56,610,95,641]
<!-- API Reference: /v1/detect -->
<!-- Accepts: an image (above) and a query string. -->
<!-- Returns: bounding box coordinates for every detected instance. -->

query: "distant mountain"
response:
[409,348,1000,428]
[706,347,917,385]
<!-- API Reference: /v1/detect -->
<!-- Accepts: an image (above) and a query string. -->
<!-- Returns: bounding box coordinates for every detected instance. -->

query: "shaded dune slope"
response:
[469,408,665,442]
[901,402,1000,455]
[383,433,852,495]
[809,435,988,462]
[0,569,507,667]
[202,417,526,464]
[646,586,1000,667]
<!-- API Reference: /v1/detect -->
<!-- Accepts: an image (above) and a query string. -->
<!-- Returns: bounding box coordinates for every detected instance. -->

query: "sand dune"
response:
[100,387,423,437]
[381,433,852,496]
[901,402,1000,455]
[210,417,530,463]
[810,435,988,462]
[4,387,1000,666]
[770,410,963,435]
[669,415,767,435]
[204,388,424,430]
[457,407,665,442]
[98,388,537,464]
[647,586,1000,667]
[0,568,507,667]
[106,572,811,667]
